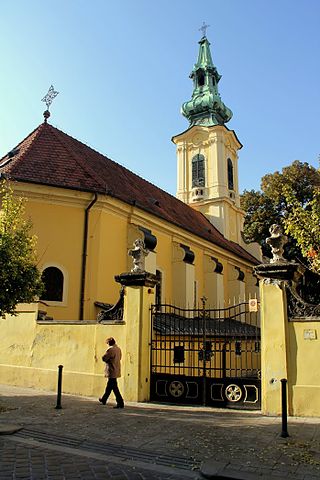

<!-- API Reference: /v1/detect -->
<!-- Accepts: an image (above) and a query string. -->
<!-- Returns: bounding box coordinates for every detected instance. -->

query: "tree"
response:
[0,181,43,316]
[284,189,320,274]
[241,161,320,260]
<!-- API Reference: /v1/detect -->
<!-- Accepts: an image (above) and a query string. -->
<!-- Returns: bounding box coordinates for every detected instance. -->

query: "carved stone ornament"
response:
[266,224,288,264]
[96,287,124,323]
[128,239,149,273]
[115,271,158,288]
[254,262,305,288]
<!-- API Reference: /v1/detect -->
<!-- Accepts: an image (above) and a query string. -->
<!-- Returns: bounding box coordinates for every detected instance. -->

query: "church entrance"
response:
[150,301,261,409]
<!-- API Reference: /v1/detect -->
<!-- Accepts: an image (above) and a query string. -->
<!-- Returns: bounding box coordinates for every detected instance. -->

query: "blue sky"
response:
[1,0,319,195]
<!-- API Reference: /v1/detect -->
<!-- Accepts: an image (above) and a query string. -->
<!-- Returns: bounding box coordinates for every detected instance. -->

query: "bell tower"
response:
[172,33,245,244]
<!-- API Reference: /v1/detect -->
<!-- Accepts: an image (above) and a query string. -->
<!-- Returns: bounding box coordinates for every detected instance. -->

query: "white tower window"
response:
[227,158,234,190]
[192,154,205,187]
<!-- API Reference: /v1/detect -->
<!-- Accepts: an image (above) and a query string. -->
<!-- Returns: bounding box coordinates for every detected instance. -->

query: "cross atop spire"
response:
[181,35,232,127]
[199,21,210,38]
[41,85,59,122]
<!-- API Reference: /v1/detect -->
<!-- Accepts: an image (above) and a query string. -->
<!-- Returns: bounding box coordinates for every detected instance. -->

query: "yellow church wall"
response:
[149,229,173,302]
[204,256,219,308]
[23,196,85,320]
[10,182,256,324]
[140,207,255,310]
[115,207,255,313]
[172,258,191,307]
[82,207,102,320]
[129,209,241,306]
[193,246,204,306]
[245,269,259,302]
[85,205,129,319]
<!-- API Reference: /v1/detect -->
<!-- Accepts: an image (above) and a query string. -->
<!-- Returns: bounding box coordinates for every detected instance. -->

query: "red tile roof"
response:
[0,122,258,264]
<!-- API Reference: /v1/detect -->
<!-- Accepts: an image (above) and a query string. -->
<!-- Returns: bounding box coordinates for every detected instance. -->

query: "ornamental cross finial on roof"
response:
[199,21,210,38]
[41,85,59,122]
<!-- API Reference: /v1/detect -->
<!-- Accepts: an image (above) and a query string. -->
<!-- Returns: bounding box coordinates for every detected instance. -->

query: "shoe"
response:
[113,405,124,409]
[98,398,106,405]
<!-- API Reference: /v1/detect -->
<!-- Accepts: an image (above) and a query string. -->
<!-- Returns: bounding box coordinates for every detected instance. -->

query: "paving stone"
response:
[0,423,23,435]
[2,384,320,480]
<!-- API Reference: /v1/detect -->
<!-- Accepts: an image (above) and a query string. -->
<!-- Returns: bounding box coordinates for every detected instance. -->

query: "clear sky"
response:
[1,0,319,195]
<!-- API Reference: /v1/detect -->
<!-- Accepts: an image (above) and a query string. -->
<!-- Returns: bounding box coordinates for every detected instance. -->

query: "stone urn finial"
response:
[266,224,288,264]
[128,239,149,273]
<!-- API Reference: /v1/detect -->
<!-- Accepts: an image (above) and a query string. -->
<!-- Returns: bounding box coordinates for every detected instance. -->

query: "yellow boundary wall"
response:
[260,282,320,417]
[2,279,320,416]
[0,284,155,403]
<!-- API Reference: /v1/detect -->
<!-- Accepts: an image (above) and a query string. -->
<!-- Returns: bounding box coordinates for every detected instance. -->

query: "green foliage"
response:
[0,181,43,316]
[284,189,320,273]
[241,161,320,260]
[240,189,280,254]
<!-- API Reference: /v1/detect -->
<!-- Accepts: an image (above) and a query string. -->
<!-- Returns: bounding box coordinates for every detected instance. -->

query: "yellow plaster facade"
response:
[12,181,258,322]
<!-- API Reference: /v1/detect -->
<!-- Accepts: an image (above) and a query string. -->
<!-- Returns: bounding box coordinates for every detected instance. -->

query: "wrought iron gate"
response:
[150,301,261,409]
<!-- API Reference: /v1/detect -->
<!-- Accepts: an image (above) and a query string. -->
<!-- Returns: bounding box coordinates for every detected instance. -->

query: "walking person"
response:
[99,337,124,408]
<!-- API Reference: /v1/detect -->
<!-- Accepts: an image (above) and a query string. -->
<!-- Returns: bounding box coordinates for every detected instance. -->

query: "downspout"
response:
[80,193,98,320]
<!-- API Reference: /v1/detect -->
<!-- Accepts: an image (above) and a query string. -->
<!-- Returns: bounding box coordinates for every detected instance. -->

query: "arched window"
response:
[41,267,64,302]
[192,154,205,187]
[227,158,234,190]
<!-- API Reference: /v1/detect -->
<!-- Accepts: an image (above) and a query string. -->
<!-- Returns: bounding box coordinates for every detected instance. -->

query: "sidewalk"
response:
[1,384,320,479]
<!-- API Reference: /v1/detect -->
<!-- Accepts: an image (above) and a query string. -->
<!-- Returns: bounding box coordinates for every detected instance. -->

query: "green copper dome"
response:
[181,36,232,127]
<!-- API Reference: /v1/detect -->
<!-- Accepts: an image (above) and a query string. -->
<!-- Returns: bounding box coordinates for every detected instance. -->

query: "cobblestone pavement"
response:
[0,436,194,479]
[1,385,320,479]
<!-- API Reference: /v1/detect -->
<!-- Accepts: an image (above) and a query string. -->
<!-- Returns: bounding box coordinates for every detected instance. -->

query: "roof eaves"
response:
[0,123,44,169]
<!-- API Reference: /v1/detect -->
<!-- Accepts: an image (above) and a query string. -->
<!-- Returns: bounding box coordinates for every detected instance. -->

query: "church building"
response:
[0,33,260,322]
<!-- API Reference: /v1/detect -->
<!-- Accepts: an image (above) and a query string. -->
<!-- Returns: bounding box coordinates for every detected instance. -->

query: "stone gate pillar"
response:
[115,272,157,402]
[255,262,304,415]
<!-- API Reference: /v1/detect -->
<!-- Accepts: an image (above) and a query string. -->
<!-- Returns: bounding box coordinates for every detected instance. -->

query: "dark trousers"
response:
[101,378,124,406]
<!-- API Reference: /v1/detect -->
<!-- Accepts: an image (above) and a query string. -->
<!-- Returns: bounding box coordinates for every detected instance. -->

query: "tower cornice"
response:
[172,124,242,150]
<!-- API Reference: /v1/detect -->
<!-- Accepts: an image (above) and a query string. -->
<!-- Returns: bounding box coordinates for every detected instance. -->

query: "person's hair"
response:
[107,337,116,346]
